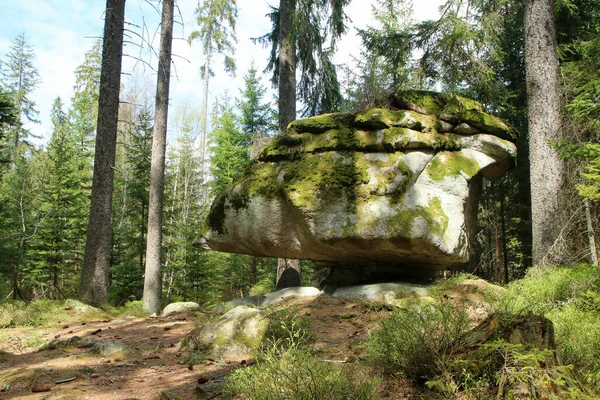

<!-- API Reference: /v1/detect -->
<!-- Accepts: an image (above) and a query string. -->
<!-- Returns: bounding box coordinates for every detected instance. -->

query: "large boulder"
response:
[201,91,517,275]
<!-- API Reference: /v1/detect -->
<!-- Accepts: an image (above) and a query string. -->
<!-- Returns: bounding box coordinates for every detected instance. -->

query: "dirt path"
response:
[0,296,427,400]
[0,313,243,400]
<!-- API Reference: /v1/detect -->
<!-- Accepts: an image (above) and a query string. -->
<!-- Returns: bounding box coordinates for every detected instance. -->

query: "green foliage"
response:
[365,297,471,379]
[105,300,146,318]
[0,299,102,327]
[428,340,592,399]
[255,0,351,116]
[264,307,316,349]
[500,264,600,393]
[110,104,153,304]
[189,0,238,76]
[209,95,250,195]
[238,63,275,137]
[554,142,600,201]
[226,336,377,400]
[500,264,600,314]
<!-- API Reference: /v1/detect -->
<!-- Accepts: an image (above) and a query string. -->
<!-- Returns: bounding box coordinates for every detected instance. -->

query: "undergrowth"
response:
[0,299,146,328]
[226,311,378,400]
[499,263,600,393]
[365,297,472,380]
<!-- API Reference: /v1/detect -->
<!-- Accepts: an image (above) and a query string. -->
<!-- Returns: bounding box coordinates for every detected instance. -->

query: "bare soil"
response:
[0,296,425,400]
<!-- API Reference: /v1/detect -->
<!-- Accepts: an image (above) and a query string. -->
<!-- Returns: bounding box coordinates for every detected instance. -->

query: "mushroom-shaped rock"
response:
[201,91,517,276]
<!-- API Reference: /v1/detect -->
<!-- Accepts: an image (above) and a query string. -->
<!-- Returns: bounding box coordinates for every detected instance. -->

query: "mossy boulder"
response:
[201,90,517,275]
[179,306,268,359]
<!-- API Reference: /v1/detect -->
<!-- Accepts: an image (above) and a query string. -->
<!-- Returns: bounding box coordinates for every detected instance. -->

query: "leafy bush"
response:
[365,297,471,380]
[226,344,378,400]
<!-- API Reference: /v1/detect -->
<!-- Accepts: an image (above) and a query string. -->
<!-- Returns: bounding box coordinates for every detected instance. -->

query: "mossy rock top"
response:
[259,91,516,163]
[200,91,517,274]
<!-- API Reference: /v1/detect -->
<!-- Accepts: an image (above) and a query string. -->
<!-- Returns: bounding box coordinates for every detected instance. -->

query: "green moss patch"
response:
[426,152,480,181]
[287,112,354,134]
[461,110,518,141]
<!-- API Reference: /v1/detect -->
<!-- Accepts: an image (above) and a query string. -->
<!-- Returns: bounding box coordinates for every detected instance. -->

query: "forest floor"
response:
[0,295,422,400]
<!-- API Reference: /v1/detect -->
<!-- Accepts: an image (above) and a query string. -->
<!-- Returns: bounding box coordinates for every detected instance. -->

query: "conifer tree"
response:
[189,0,238,181]
[144,0,175,315]
[80,0,126,307]
[0,32,41,150]
[32,98,81,298]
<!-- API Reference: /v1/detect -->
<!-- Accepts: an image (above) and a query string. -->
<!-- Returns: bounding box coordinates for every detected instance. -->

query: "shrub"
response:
[499,264,600,394]
[264,307,316,349]
[427,340,594,399]
[226,344,378,400]
[365,297,471,380]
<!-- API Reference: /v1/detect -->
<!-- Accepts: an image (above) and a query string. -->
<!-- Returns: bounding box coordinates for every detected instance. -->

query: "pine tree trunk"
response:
[276,0,301,289]
[79,0,125,307]
[200,43,211,183]
[143,0,174,315]
[278,0,296,136]
[524,0,566,266]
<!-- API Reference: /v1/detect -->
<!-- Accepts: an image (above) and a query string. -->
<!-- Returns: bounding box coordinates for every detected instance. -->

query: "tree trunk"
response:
[200,43,211,183]
[276,0,301,289]
[278,0,296,136]
[143,0,174,316]
[524,0,566,266]
[584,199,598,266]
[276,258,301,290]
[79,0,126,307]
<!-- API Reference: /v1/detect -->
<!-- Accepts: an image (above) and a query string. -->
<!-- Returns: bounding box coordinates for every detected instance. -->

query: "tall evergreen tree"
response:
[80,0,126,307]
[209,95,249,195]
[524,0,566,266]
[189,0,238,181]
[238,63,274,138]
[31,98,82,298]
[144,0,175,315]
[111,104,153,303]
[0,32,41,149]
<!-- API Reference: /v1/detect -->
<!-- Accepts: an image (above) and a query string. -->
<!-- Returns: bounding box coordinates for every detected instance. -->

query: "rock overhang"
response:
[200,91,518,275]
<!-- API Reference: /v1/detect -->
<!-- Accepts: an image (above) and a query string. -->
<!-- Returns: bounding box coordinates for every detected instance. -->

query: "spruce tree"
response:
[189,0,238,181]
[0,32,41,150]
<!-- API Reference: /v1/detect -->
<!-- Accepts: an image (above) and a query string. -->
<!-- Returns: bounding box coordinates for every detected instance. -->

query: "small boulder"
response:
[332,282,429,302]
[179,306,268,358]
[262,287,321,307]
[162,302,201,317]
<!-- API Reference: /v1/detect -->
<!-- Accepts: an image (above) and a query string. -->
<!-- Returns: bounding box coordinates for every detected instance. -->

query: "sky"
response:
[0,0,443,143]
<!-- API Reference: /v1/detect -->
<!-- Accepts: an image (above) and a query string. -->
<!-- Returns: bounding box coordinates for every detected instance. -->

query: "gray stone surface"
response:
[189,305,268,358]
[332,282,429,302]
[201,91,517,275]
[262,287,321,307]
[162,301,201,317]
